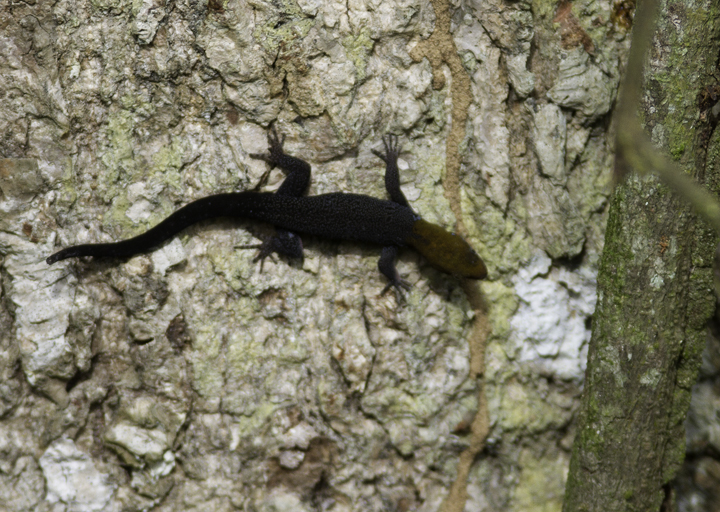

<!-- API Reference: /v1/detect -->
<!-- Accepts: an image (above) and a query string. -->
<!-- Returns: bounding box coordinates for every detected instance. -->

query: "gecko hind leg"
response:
[239,230,304,272]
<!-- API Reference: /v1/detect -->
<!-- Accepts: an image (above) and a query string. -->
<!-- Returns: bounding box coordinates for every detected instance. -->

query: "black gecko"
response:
[47,130,487,290]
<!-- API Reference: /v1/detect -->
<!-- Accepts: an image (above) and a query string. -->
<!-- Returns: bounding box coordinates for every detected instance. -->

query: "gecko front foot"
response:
[371,134,401,164]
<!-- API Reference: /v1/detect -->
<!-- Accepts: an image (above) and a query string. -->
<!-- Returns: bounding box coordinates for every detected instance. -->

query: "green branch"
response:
[616,0,720,232]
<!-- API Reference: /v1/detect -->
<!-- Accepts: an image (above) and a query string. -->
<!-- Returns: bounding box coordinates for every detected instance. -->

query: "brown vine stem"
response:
[409,1,490,511]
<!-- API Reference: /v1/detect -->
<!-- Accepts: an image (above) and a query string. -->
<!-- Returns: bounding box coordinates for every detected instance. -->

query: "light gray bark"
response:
[0,0,625,510]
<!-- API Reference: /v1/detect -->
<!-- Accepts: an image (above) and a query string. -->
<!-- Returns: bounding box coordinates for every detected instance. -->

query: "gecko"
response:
[47,129,487,291]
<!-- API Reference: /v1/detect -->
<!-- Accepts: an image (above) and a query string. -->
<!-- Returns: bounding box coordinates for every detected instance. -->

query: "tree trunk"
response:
[563,0,720,510]
[0,0,635,510]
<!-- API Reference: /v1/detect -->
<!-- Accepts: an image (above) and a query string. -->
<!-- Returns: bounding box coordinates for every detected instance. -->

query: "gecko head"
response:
[405,219,487,279]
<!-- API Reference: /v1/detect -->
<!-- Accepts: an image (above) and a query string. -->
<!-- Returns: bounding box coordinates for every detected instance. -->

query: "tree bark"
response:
[563,0,720,510]
[0,0,630,510]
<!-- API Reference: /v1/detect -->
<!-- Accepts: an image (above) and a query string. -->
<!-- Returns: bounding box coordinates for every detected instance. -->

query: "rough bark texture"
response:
[678,131,720,509]
[0,0,627,511]
[563,0,720,510]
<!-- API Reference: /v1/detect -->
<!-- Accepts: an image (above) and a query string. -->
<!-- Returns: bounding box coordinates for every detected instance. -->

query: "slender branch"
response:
[616,0,720,233]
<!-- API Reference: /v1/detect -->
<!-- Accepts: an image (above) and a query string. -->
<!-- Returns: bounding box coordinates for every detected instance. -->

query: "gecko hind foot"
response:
[249,126,287,168]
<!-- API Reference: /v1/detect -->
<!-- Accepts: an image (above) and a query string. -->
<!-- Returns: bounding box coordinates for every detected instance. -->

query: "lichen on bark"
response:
[0,0,627,510]
[563,0,720,509]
